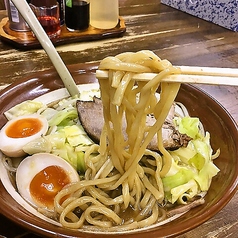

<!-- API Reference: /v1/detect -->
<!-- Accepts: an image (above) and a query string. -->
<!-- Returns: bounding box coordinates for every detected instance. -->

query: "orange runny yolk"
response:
[6,118,43,138]
[30,165,71,209]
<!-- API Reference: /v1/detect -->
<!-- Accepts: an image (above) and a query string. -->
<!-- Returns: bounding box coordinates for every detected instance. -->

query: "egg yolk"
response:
[6,118,43,138]
[29,165,71,209]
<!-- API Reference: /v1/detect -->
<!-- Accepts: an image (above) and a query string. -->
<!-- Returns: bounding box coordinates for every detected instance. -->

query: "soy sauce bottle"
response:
[65,0,90,31]
[57,0,64,25]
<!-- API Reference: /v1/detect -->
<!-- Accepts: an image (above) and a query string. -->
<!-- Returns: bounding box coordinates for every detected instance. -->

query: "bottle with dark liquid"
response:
[65,0,90,31]
[57,0,64,25]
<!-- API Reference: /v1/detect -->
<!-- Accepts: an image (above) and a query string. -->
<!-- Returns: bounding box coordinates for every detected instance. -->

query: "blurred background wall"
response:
[0,0,5,10]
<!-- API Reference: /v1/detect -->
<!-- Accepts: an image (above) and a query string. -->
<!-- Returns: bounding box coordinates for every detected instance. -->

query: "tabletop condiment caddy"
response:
[4,0,120,36]
[1,0,125,49]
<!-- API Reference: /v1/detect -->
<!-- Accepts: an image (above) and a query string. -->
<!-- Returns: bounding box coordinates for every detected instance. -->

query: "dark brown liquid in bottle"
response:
[57,0,64,25]
[65,1,89,30]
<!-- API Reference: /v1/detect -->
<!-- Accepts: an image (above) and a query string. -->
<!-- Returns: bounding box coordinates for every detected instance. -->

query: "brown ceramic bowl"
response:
[0,63,237,238]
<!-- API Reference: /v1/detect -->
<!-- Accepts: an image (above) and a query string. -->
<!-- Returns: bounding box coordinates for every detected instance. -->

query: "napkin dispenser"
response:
[161,0,238,32]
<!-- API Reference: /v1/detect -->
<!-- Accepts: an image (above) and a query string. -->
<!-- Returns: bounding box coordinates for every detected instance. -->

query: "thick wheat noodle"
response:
[122,180,130,208]
[140,190,152,209]
[94,158,113,179]
[99,57,153,73]
[85,205,122,227]
[108,82,178,190]
[54,50,181,230]
[86,186,124,205]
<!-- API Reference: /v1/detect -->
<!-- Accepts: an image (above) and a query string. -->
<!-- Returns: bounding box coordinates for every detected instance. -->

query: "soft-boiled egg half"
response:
[16,153,80,211]
[0,114,48,157]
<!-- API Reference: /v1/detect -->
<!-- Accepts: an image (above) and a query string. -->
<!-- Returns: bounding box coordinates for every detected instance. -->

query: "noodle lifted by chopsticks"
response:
[54,50,181,231]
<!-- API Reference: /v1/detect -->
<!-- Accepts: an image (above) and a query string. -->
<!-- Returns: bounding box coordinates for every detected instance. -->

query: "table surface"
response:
[0,1,237,237]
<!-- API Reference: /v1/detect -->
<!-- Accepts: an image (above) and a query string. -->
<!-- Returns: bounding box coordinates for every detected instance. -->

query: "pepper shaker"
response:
[4,0,31,31]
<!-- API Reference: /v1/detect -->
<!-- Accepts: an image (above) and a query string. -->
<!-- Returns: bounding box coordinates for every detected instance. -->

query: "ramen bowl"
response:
[0,63,237,238]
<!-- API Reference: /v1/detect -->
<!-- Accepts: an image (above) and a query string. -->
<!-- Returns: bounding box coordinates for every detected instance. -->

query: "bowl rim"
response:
[0,63,237,238]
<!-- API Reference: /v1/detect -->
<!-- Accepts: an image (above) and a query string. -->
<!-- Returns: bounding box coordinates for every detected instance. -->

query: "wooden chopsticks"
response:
[96,66,238,86]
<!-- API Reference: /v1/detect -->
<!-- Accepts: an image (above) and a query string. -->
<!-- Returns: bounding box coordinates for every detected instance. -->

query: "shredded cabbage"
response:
[4,91,220,203]
[174,116,199,139]
[6,90,99,173]
[163,117,220,204]
[4,100,45,120]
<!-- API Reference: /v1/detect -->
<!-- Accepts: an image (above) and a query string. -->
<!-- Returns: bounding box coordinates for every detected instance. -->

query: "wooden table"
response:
[0,1,237,237]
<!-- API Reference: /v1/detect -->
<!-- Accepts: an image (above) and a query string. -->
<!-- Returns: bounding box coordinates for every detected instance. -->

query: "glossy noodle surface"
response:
[54,51,183,230]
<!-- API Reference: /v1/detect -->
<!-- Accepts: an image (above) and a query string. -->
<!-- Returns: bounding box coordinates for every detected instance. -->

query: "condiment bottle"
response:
[90,0,119,29]
[30,0,61,38]
[65,0,90,31]
[57,0,64,25]
[4,0,31,31]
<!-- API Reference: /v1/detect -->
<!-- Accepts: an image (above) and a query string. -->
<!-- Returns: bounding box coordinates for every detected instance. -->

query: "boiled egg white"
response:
[0,114,48,157]
[16,153,80,211]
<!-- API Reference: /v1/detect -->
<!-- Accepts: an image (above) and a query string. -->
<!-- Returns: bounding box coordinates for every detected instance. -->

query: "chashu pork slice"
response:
[76,97,191,151]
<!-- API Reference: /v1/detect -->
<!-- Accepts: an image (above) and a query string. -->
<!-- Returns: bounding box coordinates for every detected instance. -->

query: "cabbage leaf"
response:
[163,118,220,204]
[174,116,199,139]
[19,93,98,172]
[4,100,45,120]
